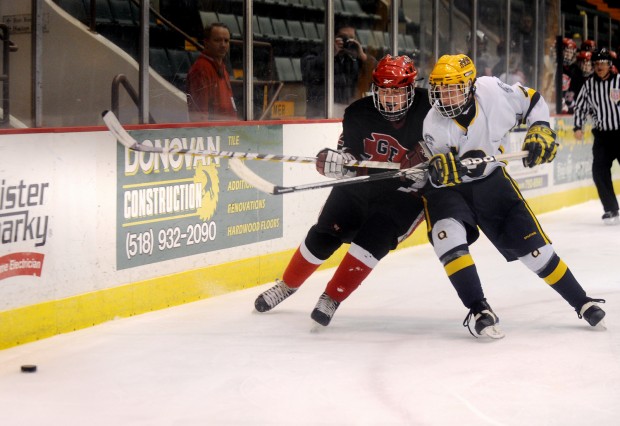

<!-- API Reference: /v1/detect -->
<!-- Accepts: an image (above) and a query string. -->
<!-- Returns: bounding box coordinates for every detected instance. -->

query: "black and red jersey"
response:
[338,87,431,172]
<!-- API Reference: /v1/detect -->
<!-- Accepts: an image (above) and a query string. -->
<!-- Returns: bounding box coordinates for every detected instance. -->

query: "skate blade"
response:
[309,320,327,333]
[480,325,506,339]
[593,318,607,330]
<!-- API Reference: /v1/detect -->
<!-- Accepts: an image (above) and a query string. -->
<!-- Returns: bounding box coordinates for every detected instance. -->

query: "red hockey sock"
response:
[282,246,323,288]
[324,252,373,303]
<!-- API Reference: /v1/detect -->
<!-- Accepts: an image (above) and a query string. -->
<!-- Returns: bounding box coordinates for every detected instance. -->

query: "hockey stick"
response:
[228,151,529,195]
[102,110,399,169]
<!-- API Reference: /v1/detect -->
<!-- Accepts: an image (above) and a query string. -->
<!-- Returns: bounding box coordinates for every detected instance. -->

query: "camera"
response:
[339,35,356,50]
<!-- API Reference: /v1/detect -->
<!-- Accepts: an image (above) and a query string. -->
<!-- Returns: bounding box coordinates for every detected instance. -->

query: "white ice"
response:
[0,200,619,426]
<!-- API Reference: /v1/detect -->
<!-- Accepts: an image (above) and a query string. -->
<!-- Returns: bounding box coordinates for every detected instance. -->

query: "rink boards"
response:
[0,117,616,349]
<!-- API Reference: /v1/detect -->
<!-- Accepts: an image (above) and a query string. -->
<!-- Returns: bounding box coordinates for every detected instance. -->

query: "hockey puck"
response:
[20,365,37,373]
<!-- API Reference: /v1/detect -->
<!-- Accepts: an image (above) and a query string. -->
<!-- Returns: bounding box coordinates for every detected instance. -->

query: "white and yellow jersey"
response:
[423,76,550,184]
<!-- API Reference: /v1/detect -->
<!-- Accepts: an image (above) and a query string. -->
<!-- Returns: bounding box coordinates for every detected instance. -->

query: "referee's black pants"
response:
[592,129,620,213]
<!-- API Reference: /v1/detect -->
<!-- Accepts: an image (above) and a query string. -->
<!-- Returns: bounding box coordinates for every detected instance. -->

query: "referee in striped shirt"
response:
[573,47,620,225]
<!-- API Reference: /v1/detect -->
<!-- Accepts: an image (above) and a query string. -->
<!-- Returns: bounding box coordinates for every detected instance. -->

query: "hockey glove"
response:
[316,148,357,179]
[429,149,468,187]
[400,141,432,170]
[522,122,558,168]
[399,142,432,188]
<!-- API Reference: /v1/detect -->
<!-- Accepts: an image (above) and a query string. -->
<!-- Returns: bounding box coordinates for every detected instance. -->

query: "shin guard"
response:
[536,253,587,308]
[282,243,324,288]
[324,244,377,303]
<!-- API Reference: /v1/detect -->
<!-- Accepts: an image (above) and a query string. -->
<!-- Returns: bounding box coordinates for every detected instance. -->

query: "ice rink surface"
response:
[0,200,619,426]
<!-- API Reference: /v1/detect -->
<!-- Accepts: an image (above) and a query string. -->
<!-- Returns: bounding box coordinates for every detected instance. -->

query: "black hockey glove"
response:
[522,122,558,168]
[429,149,468,187]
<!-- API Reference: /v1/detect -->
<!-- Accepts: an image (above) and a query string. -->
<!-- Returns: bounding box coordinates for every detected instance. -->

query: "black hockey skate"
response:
[463,299,505,339]
[602,210,619,226]
[578,298,606,327]
[310,292,340,326]
[254,279,297,312]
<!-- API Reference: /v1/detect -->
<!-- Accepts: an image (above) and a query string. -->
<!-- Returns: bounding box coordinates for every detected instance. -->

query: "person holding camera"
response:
[301,24,375,118]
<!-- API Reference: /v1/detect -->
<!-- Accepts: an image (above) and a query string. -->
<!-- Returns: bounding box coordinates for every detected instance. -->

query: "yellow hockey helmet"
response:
[428,54,477,118]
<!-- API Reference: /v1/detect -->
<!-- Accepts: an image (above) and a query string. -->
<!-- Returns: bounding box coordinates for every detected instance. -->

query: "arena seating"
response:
[53,0,419,118]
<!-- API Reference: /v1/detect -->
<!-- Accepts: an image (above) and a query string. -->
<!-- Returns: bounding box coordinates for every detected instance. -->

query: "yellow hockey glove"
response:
[522,122,558,168]
[429,149,468,187]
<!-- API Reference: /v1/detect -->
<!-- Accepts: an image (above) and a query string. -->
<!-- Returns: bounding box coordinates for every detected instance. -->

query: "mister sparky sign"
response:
[0,179,49,280]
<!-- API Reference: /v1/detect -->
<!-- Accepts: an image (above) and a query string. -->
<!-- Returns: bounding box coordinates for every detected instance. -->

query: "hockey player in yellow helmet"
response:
[420,53,606,339]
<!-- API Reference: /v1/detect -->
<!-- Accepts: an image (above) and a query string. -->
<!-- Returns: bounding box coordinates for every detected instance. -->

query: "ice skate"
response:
[254,279,297,312]
[310,292,340,326]
[579,299,607,329]
[602,210,619,225]
[463,299,505,339]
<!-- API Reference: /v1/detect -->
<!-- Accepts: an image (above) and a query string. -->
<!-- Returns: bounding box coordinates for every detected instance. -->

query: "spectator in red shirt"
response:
[187,23,238,121]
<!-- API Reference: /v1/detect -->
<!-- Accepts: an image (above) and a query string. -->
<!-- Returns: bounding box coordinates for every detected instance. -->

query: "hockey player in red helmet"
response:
[562,38,581,113]
[371,54,418,121]
[564,50,594,112]
[577,50,593,77]
[254,55,433,327]
[563,37,578,66]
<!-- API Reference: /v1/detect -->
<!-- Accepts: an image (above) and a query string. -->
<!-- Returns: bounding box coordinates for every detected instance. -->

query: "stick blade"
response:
[102,110,139,150]
[228,159,277,195]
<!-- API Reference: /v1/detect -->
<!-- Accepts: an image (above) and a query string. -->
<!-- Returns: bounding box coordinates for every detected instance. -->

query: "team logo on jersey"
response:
[496,80,513,93]
[562,74,571,91]
[423,134,435,146]
[363,132,407,162]
[610,88,620,103]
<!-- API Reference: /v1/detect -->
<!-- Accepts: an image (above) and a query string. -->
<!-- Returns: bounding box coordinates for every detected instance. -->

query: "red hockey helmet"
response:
[577,50,593,76]
[581,39,596,52]
[563,37,577,65]
[371,55,417,121]
[577,50,592,60]
[563,37,577,49]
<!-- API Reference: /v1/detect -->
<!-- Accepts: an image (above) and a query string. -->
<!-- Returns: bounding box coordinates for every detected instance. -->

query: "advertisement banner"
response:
[116,125,284,269]
[505,127,552,192]
[506,119,593,192]
[0,177,50,282]
[553,117,593,185]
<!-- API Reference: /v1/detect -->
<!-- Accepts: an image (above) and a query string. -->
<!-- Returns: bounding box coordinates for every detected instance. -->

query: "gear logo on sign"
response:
[194,163,219,221]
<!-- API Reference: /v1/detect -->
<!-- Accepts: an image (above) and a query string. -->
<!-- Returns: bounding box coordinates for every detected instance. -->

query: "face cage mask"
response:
[372,84,415,121]
[579,61,593,76]
[563,48,576,66]
[429,83,472,118]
